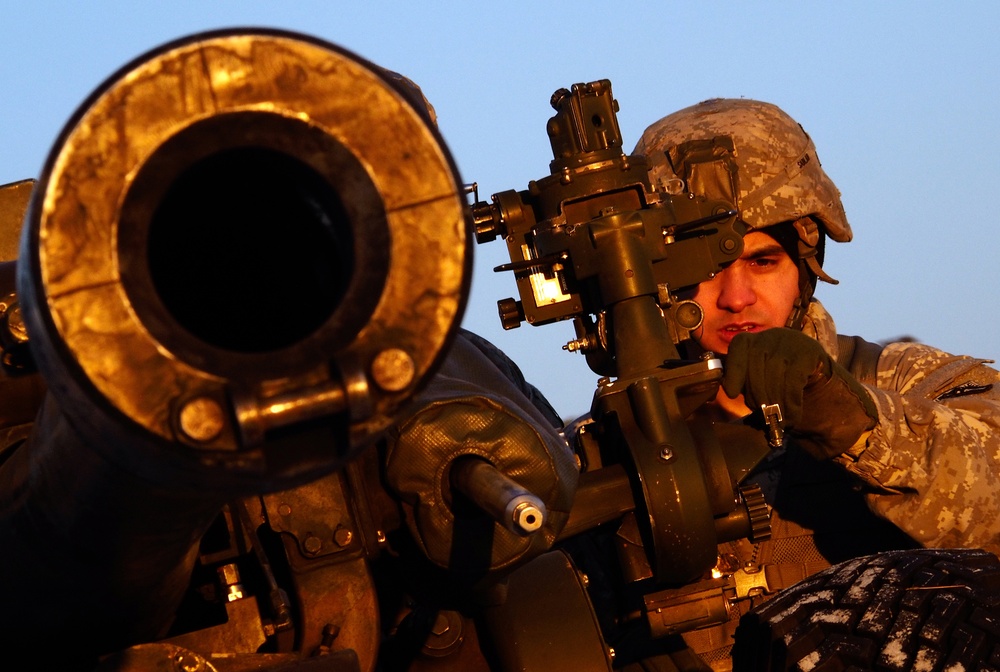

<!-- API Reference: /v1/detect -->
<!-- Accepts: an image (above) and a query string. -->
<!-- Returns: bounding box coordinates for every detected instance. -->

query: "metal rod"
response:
[450,456,546,536]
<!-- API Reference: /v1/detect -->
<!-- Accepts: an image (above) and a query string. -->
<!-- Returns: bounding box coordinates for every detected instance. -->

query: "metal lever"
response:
[493,251,569,274]
[761,403,785,449]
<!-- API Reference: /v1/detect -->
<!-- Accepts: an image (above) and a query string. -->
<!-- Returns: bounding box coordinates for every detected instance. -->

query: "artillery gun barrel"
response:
[0,29,469,658]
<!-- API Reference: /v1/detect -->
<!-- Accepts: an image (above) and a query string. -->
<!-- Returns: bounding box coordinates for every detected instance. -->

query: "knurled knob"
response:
[739,483,772,543]
[497,298,524,330]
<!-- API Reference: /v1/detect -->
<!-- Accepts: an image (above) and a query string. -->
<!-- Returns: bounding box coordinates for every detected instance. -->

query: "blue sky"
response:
[2,2,998,418]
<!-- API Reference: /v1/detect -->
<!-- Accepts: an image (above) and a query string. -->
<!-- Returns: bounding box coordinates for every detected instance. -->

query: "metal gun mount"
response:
[472,80,772,588]
[472,80,743,362]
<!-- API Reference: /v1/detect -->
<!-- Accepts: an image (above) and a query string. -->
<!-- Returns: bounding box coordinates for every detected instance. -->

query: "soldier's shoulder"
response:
[876,339,999,399]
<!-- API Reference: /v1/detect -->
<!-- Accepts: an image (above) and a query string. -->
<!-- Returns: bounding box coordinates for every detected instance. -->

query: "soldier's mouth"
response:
[716,323,760,344]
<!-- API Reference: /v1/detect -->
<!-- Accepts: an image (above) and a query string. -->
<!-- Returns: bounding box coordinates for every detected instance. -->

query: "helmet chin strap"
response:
[786,218,838,330]
[786,287,813,330]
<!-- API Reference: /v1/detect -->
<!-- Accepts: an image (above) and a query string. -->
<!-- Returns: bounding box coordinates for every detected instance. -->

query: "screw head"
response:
[334,527,354,547]
[371,348,415,392]
[5,304,28,344]
[173,651,205,672]
[178,397,225,443]
[303,535,323,555]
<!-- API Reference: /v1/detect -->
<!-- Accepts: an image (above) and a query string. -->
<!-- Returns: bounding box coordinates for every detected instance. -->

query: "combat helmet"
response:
[633,98,849,327]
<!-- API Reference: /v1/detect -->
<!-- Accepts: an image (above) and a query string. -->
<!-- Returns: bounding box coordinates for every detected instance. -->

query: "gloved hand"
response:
[723,328,878,459]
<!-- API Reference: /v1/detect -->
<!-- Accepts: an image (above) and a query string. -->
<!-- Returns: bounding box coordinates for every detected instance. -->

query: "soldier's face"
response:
[690,231,800,355]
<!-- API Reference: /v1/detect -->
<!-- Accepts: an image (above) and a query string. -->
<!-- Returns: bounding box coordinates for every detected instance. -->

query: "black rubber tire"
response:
[731,548,1000,671]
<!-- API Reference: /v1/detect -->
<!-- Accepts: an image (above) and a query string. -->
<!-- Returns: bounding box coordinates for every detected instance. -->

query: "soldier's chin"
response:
[692,335,729,358]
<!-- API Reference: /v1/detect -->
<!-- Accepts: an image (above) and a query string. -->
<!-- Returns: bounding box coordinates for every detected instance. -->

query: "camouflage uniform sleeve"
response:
[832,342,1000,554]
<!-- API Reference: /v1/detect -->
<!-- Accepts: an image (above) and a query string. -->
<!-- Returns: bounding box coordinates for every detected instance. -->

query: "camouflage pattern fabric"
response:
[834,338,1000,552]
[634,98,850,243]
[770,298,1000,555]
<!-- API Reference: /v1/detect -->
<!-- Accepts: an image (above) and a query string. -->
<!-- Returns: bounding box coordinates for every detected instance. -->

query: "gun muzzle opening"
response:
[146,146,352,353]
[118,111,388,361]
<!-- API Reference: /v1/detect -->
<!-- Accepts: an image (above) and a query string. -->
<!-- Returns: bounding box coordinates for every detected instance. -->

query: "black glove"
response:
[723,328,878,459]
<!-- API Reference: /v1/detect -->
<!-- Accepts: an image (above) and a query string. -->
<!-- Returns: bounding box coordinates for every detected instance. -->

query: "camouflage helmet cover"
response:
[633,98,852,244]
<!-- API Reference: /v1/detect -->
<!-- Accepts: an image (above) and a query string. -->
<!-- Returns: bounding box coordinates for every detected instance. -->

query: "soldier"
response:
[632,98,1000,668]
